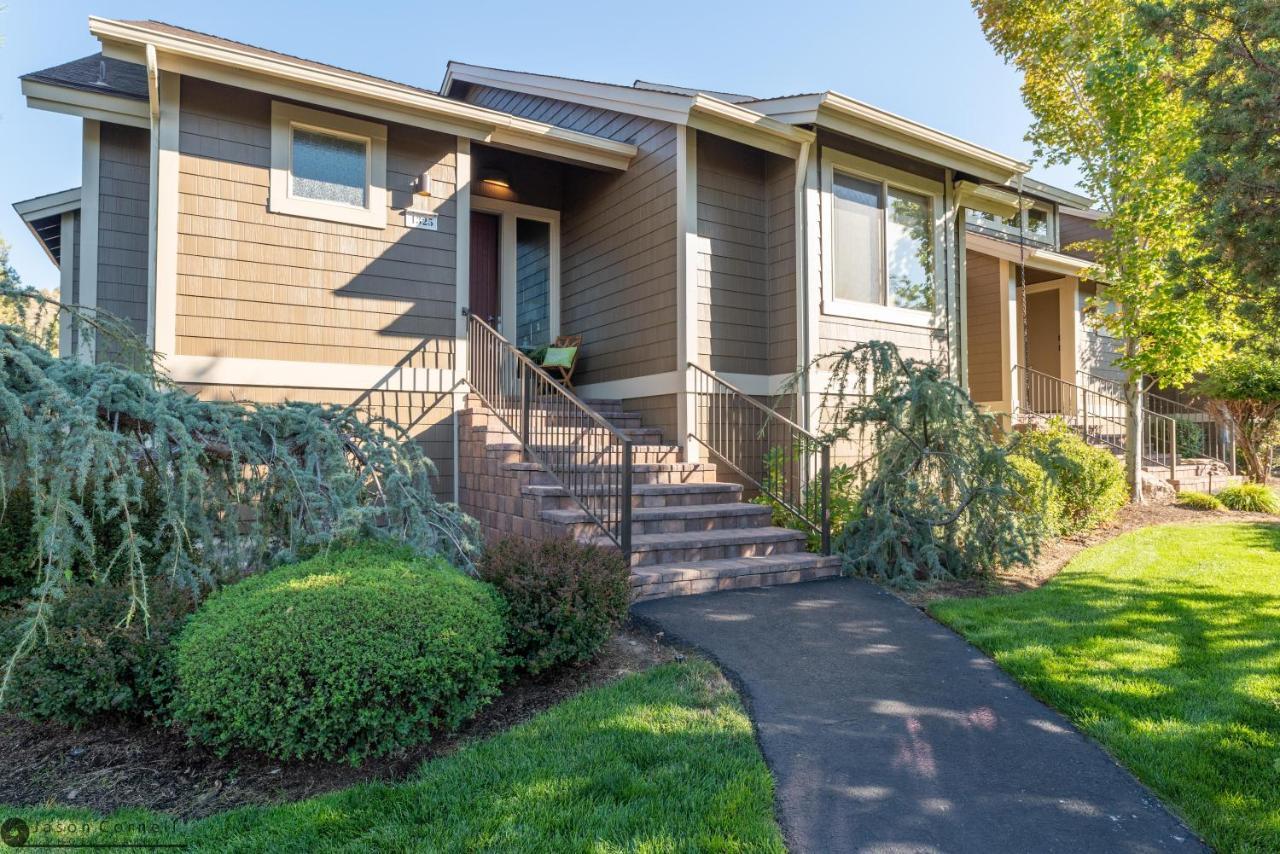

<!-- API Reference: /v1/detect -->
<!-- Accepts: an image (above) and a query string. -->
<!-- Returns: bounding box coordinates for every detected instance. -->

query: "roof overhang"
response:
[954,180,1032,219]
[1015,176,1094,210]
[965,231,1103,281]
[13,187,81,267]
[442,62,814,158]
[21,77,150,129]
[749,92,1029,184]
[86,18,636,171]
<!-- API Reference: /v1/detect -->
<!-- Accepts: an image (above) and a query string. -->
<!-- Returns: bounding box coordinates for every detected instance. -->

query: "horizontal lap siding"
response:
[97,123,150,340]
[184,383,455,500]
[697,133,768,375]
[176,78,458,369]
[461,84,678,385]
[965,252,1003,403]
[766,157,797,376]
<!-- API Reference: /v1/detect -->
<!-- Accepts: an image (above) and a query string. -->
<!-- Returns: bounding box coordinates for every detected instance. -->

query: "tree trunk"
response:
[1124,374,1145,503]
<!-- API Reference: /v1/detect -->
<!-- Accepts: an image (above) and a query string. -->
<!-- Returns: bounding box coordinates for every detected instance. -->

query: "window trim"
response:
[819,148,944,327]
[964,201,1057,249]
[269,101,387,228]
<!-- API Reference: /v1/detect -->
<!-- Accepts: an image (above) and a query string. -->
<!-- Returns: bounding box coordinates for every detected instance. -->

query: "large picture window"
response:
[825,153,940,321]
[269,102,387,228]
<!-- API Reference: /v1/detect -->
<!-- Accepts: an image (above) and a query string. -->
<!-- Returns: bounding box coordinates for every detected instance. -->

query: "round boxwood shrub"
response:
[1014,419,1128,534]
[5,580,194,727]
[1006,455,1065,536]
[1216,483,1280,514]
[1176,491,1226,512]
[172,543,507,763]
[478,536,630,674]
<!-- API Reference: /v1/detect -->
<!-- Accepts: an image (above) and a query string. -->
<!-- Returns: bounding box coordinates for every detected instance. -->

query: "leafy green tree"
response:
[1140,1,1280,327]
[0,240,56,353]
[1195,351,1280,484]
[973,0,1230,500]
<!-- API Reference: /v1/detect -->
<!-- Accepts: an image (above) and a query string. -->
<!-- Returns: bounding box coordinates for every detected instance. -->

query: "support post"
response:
[820,444,832,556]
[1169,417,1178,484]
[519,362,530,456]
[620,439,633,563]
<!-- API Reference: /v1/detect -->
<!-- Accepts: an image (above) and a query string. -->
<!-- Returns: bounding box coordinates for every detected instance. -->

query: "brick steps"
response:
[458,398,839,601]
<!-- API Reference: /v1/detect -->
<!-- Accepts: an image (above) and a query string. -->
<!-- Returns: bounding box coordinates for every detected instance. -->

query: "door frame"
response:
[470,196,561,344]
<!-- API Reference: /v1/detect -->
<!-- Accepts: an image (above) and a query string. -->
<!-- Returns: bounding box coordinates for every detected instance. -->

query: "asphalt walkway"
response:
[633,577,1203,854]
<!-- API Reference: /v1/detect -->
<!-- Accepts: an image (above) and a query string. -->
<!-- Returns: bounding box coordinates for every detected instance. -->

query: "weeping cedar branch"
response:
[0,285,480,704]
[782,341,1042,585]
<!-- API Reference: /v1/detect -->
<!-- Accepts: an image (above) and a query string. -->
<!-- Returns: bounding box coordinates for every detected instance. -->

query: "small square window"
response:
[270,102,386,228]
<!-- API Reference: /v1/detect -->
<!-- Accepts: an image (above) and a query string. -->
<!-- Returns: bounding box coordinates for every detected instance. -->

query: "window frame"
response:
[269,101,387,229]
[964,201,1057,249]
[820,148,944,327]
[470,196,561,346]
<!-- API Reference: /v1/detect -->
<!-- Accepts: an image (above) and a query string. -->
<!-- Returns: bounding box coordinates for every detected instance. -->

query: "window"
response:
[965,204,1052,246]
[270,102,387,228]
[825,153,939,320]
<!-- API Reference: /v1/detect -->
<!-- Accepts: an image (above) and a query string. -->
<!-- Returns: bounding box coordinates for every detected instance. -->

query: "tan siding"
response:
[97,122,150,339]
[1059,212,1107,261]
[765,156,797,376]
[620,393,678,444]
[965,252,1004,403]
[696,133,768,375]
[184,383,455,500]
[176,78,458,370]
[461,84,678,385]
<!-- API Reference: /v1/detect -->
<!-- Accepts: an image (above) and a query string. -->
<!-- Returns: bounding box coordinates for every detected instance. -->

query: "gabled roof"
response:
[21,53,147,100]
[13,188,81,267]
[82,18,637,171]
[631,80,757,103]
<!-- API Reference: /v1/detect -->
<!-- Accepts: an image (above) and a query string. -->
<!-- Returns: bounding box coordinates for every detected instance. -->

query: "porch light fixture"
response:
[478,168,511,189]
[413,171,432,196]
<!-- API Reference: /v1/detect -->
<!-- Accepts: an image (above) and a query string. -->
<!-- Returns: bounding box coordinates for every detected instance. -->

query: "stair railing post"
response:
[519,361,530,457]
[620,438,633,563]
[1168,417,1178,484]
[820,443,832,556]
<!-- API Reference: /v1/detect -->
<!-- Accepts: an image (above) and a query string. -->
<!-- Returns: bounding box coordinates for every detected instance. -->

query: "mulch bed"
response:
[0,624,675,820]
[897,501,1280,607]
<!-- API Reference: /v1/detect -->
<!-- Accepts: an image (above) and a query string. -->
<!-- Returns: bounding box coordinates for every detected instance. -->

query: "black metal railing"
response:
[688,364,831,554]
[465,311,632,558]
[1076,370,1236,475]
[1015,364,1185,482]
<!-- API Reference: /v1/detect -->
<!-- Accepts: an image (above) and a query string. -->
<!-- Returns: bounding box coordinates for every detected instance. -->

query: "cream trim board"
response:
[676,126,699,459]
[167,355,456,391]
[803,147,823,429]
[153,72,180,357]
[269,101,388,229]
[58,211,76,356]
[21,79,150,129]
[964,231,1095,279]
[469,196,560,345]
[819,147,946,329]
[575,371,683,401]
[13,187,82,220]
[79,119,101,363]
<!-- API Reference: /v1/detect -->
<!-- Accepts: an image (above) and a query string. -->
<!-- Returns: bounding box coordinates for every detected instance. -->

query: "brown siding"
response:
[621,393,679,444]
[1059,211,1107,261]
[97,122,150,338]
[965,251,1004,403]
[460,84,678,385]
[696,133,769,375]
[765,156,797,376]
[176,78,458,370]
[186,383,455,500]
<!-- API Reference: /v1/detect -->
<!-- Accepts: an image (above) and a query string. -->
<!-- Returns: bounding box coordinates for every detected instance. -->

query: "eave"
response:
[13,187,81,267]
[965,231,1102,280]
[21,78,150,129]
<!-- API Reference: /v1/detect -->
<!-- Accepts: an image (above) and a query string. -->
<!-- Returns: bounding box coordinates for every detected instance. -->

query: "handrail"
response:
[464,310,632,558]
[687,363,832,554]
[1075,370,1236,474]
[1015,364,1185,481]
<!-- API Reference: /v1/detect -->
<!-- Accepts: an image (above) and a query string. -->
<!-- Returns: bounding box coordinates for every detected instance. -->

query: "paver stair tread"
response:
[595,526,807,552]
[630,553,841,585]
[542,502,771,525]
[523,482,742,498]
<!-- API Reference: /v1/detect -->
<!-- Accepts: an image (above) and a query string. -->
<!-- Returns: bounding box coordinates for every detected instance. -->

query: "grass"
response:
[931,523,1280,854]
[5,660,785,853]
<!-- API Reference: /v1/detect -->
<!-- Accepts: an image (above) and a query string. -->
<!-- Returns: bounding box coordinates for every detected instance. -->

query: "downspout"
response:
[793,139,812,430]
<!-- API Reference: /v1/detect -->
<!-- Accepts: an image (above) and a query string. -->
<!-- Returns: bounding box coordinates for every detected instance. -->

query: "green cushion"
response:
[542,347,577,369]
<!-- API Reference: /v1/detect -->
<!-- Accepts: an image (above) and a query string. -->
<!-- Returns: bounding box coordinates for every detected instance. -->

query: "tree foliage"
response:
[972,0,1233,497]
[1140,1,1280,327]
[793,342,1043,586]
[1195,350,1280,484]
[0,284,479,705]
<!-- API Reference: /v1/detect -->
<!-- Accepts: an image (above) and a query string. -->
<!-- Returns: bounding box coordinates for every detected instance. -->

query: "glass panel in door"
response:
[515,218,551,348]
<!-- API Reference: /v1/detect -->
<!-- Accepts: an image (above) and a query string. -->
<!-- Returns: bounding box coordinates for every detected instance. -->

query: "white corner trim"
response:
[58,211,76,357]
[574,371,683,402]
[152,72,180,357]
[268,101,388,229]
[78,119,101,364]
[167,355,456,392]
[675,125,699,459]
[452,136,471,505]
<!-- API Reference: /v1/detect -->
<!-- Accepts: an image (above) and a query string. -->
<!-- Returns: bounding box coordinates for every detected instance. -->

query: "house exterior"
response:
[20,17,1203,596]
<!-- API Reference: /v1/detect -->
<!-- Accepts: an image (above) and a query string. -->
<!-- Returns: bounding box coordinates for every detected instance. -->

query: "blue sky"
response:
[0,0,1084,294]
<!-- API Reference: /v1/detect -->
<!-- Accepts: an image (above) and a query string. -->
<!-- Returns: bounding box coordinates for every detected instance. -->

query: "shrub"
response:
[1216,483,1280,514]
[172,543,506,763]
[1165,415,1205,459]
[1196,351,1280,484]
[1006,455,1065,536]
[1176,491,1226,512]
[479,536,630,674]
[5,581,194,726]
[756,448,861,551]
[0,488,36,605]
[1014,419,1128,534]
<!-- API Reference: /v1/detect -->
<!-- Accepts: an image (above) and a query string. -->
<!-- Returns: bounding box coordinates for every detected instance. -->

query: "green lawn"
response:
[931,523,1280,854]
[5,661,784,853]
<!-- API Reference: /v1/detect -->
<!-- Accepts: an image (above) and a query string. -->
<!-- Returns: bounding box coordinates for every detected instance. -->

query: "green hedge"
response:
[1014,419,1128,534]
[1176,491,1226,512]
[1217,483,1280,514]
[479,536,630,674]
[5,581,194,727]
[172,543,507,763]
[1006,454,1065,537]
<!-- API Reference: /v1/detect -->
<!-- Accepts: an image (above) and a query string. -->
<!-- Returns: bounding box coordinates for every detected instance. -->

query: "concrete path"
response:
[632,578,1203,854]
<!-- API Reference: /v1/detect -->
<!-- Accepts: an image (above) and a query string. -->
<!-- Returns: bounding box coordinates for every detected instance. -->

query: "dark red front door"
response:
[469,212,500,324]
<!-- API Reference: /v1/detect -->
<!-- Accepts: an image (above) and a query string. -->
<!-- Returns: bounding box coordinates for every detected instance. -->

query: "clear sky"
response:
[0,0,1084,294]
